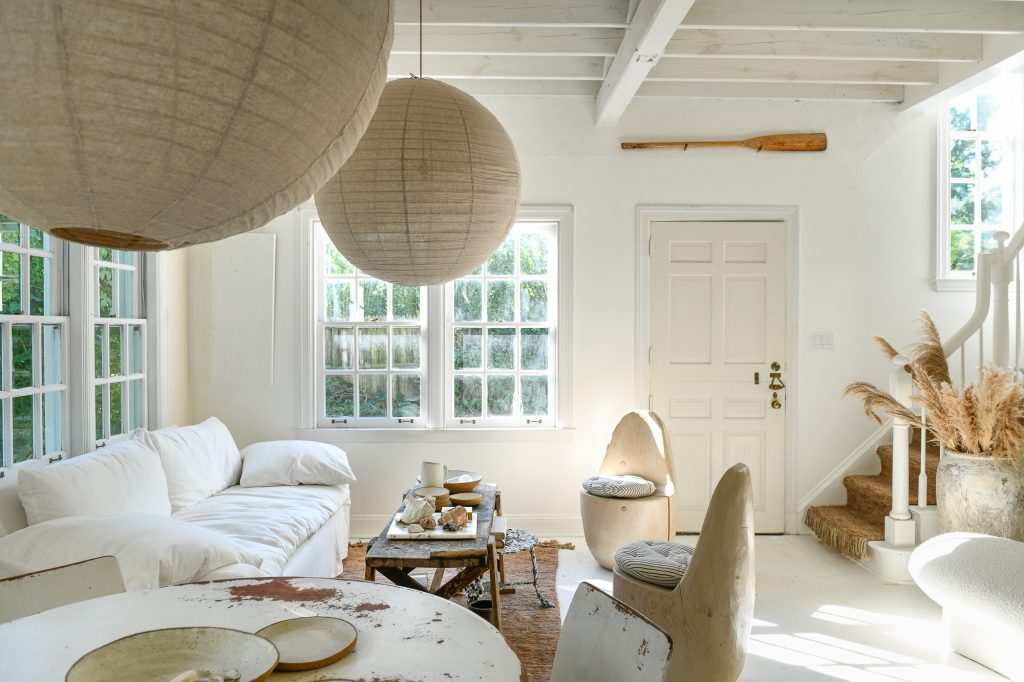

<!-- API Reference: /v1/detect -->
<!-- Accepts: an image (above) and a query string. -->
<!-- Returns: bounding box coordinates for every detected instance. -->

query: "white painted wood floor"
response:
[556,535,1002,681]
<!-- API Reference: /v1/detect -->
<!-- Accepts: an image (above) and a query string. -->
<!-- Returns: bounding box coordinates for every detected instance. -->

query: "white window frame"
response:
[301,204,574,433]
[936,75,1024,291]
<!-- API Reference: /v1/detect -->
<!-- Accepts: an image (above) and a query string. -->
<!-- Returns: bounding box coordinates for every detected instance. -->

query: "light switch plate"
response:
[811,331,835,349]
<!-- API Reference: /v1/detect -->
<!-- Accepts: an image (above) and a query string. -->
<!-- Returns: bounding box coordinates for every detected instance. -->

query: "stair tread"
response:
[804,505,882,560]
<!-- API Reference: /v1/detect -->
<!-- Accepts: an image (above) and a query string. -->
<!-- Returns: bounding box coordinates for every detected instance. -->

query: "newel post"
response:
[886,355,916,546]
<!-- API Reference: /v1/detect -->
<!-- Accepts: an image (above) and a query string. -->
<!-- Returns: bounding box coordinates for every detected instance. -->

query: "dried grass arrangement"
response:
[843,311,1024,465]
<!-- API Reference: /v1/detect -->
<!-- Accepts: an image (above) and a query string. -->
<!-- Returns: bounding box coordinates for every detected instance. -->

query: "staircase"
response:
[806,436,938,561]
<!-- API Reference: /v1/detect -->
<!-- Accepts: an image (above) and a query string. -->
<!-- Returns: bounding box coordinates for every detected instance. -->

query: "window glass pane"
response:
[520,281,548,322]
[392,327,420,369]
[12,325,32,389]
[981,140,1005,179]
[116,250,134,266]
[98,248,114,262]
[29,256,49,315]
[325,240,355,275]
[487,328,515,370]
[94,324,105,378]
[119,269,134,318]
[981,230,999,254]
[128,379,144,431]
[950,97,972,131]
[454,280,482,321]
[392,374,421,418]
[2,251,21,314]
[12,395,33,463]
[487,281,514,322]
[520,232,549,275]
[98,267,114,317]
[950,183,975,225]
[0,216,20,245]
[949,140,975,179]
[950,230,976,271]
[325,328,354,370]
[110,381,124,436]
[454,327,482,370]
[454,375,482,418]
[487,375,514,416]
[521,376,549,417]
[28,228,46,250]
[325,281,352,321]
[109,325,123,377]
[521,328,549,370]
[42,324,61,386]
[358,326,388,369]
[486,234,515,275]
[358,374,387,417]
[977,93,1001,132]
[42,391,62,454]
[128,325,143,374]
[95,385,104,442]
[981,186,1003,225]
[0,400,5,465]
[325,375,354,418]
[393,286,420,320]
[360,280,387,321]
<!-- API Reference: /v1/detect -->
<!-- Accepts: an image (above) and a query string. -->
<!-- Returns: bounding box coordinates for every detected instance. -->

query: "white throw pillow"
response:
[240,440,356,487]
[17,431,170,526]
[0,514,263,590]
[148,418,242,512]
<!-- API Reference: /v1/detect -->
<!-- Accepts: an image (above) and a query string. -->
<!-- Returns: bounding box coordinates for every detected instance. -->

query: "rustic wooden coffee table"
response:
[364,484,503,629]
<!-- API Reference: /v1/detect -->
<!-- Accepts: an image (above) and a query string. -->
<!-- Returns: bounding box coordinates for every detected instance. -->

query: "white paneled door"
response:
[650,221,787,532]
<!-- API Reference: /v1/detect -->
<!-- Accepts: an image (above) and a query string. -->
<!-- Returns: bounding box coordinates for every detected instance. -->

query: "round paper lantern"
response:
[0,1,393,250]
[314,77,521,286]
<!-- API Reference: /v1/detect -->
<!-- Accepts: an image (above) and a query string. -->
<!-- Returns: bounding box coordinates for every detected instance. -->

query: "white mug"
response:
[420,461,447,487]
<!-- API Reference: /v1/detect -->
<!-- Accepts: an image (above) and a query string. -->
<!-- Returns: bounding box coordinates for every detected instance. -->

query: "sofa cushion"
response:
[0,513,262,590]
[240,440,356,487]
[148,417,241,512]
[582,475,656,499]
[17,431,170,526]
[615,540,695,589]
[172,484,346,576]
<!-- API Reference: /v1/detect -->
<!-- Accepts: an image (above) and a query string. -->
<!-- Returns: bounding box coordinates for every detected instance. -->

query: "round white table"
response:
[0,577,525,681]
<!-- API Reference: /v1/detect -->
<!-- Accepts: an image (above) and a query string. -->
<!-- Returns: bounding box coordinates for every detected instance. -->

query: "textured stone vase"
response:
[936,451,1024,540]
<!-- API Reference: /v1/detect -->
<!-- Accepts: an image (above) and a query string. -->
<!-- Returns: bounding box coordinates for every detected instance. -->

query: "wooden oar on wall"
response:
[621,132,827,153]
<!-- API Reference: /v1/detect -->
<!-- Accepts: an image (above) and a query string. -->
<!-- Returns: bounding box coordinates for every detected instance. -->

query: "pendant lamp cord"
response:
[418,0,423,78]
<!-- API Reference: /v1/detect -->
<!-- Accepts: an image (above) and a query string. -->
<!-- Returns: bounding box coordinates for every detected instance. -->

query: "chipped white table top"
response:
[0,577,524,681]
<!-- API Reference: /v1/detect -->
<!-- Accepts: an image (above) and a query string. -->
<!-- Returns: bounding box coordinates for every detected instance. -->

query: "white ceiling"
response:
[388,0,1024,124]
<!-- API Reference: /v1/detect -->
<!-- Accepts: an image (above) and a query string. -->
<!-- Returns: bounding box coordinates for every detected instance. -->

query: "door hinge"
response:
[648,236,652,256]
[648,346,652,365]
[648,393,653,410]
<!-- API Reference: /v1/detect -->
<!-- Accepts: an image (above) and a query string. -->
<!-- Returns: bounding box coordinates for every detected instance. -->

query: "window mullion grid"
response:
[31,321,41,459]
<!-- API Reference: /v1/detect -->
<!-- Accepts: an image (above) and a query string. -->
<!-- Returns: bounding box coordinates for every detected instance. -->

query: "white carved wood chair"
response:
[550,581,672,682]
[580,410,676,569]
[613,463,755,681]
[0,556,126,624]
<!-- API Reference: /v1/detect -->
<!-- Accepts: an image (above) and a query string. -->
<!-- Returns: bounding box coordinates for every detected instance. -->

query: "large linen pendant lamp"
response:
[314,7,520,285]
[0,1,393,250]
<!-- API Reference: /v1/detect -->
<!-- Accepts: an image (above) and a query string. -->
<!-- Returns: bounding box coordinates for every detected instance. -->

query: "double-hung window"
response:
[310,207,572,430]
[0,215,67,465]
[938,75,1023,288]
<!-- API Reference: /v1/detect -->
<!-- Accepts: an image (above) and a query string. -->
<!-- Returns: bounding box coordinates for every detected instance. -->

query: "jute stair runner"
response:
[805,436,939,560]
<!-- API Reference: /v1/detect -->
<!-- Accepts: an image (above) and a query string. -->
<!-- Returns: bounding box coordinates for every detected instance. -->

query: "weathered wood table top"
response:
[0,577,524,681]
[366,483,498,568]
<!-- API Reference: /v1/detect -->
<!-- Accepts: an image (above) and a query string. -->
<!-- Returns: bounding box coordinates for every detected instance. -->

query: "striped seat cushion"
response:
[582,475,656,499]
[614,540,695,589]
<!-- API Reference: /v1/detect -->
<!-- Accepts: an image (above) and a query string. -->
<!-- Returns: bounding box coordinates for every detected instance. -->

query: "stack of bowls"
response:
[414,486,450,512]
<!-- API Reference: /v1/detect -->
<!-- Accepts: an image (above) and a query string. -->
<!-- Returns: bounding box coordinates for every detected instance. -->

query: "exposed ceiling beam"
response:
[636,81,905,102]
[647,58,938,85]
[392,26,624,57]
[903,34,1024,110]
[430,79,602,97]
[681,0,1024,34]
[388,55,606,80]
[394,0,630,28]
[665,29,983,62]
[595,0,699,126]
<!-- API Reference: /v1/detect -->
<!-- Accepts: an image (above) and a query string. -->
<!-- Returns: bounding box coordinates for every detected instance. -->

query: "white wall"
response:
[187,95,975,537]
[165,249,191,427]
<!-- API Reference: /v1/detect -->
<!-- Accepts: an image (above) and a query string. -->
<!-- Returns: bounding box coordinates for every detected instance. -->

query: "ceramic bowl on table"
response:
[444,470,483,493]
[414,486,450,511]
[65,626,278,682]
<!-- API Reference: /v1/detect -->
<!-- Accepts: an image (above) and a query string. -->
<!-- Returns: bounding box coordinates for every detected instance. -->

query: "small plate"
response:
[66,626,278,682]
[256,616,357,672]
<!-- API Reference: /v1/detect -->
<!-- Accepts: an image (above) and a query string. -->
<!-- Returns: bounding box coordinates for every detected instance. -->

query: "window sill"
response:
[934,277,977,292]
[294,427,576,444]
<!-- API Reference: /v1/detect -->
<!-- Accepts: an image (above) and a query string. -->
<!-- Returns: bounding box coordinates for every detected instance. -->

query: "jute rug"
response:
[342,542,567,682]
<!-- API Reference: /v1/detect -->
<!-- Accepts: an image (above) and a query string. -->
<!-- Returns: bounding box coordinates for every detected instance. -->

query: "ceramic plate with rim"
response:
[65,626,278,682]
[256,615,357,671]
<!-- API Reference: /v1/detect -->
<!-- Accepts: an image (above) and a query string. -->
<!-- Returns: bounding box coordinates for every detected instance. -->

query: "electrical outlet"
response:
[811,332,835,349]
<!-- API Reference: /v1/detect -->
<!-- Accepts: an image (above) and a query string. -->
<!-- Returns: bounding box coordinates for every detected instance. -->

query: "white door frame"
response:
[635,205,801,534]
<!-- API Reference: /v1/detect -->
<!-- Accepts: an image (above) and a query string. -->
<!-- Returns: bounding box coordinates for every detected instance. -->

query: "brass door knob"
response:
[771,391,782,410]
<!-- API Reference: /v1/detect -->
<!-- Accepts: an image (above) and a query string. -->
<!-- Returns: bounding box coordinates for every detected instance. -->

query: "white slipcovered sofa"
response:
[909,532,1024,681]
[0,418,353,590]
